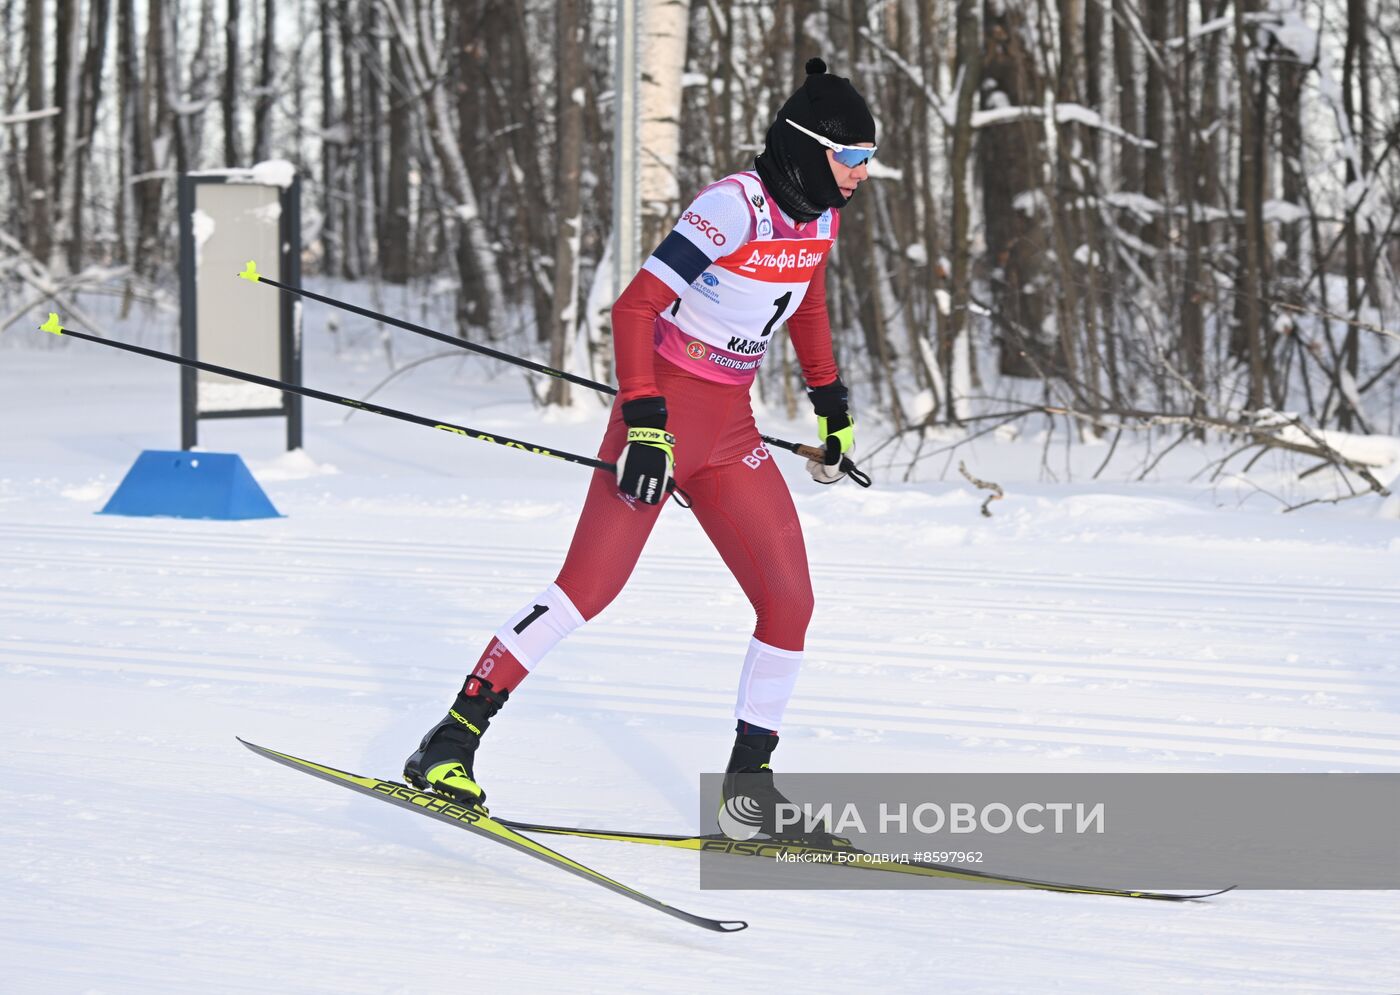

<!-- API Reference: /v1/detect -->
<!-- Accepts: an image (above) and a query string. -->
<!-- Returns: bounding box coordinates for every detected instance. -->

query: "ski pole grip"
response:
[793,443,872,487]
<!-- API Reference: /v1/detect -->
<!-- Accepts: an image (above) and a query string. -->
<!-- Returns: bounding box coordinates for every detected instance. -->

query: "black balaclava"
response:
[754,57,877,223]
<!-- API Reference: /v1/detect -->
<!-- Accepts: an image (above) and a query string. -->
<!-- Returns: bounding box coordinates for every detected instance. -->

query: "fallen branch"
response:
[959,461,1005,518]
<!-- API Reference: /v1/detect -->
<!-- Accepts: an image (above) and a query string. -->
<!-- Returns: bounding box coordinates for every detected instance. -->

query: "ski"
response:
[236,739,746,933]
[497,819,1236,903]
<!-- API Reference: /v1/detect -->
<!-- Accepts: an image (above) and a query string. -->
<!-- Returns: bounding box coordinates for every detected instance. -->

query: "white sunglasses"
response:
[785,118,878,167]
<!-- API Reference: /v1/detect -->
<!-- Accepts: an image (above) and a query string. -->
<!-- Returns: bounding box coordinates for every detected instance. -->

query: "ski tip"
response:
[716,920,749,932]
[1152,883,1237,901]
[238,260,261,283]
[39,312,64,335]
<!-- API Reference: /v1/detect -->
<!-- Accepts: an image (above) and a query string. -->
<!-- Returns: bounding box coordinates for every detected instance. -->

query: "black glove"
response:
[615,396,675,504]
[805,380,853,485]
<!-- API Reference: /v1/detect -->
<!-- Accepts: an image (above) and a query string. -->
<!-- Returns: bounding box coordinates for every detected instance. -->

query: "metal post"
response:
[281,176,304,451]
[178,176,198,450]
[612,0,640,295]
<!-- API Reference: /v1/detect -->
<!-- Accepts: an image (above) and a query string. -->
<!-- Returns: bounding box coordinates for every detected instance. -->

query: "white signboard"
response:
[178,164,302,450]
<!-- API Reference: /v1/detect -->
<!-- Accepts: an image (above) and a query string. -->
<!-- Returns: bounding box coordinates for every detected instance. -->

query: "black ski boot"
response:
[720,732,805,839]
[404,677,509,808]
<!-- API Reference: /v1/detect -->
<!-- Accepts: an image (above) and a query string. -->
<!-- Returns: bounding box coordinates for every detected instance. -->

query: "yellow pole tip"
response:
[39,313,63,335]
[238,261,261,282]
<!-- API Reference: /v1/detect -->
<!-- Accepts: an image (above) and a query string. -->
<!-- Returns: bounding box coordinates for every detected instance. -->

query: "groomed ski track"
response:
[2,341,1398,992]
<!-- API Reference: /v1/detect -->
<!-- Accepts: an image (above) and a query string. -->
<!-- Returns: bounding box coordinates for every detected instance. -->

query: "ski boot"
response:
[719,731,841,844]
[719,731,802,839]
[404,676,509,809]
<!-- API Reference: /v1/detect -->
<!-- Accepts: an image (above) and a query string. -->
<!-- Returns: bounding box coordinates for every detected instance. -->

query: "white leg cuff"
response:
[494,584,586,671]
[733,637,804,731]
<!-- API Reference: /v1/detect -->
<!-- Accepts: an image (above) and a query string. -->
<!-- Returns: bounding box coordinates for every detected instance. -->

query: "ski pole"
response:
[36,313,614,476]
[761,435,872,487]
[237,261,610,396]
[237,261,873,487]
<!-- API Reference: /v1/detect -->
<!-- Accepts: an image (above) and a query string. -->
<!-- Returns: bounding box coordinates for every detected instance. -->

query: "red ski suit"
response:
[471,172,842,730]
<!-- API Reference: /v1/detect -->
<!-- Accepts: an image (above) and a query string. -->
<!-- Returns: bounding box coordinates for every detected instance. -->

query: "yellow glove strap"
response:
[625,427,676,463]
[816,414,855,455]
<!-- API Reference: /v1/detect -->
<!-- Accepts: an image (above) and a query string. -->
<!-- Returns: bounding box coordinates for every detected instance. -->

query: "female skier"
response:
[405,58,877,830]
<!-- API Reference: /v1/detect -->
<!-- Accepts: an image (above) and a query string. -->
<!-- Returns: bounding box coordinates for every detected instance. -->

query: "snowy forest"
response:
[3,0,1398,501]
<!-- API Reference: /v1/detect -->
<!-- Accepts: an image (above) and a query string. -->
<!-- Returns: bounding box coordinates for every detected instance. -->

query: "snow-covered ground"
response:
[2,304,1398,993]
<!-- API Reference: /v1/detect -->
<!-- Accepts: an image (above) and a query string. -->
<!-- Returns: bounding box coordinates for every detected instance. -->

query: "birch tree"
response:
[638,0,689,253]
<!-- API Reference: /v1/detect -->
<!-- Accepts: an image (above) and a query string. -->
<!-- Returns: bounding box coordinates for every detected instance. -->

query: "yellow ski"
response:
[498,819,1235,902]
[237,739,746,932]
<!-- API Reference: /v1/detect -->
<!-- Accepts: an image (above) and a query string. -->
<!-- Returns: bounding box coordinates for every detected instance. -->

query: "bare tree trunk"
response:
[915,0,946,406]
[52,0,82,274]
[946,0,980,420]
[1176,0,1205,412]
[1111,0,1139,196]
[1083,0,1119,406]
[1356,0,1374,313]
[25,0,51,265]
[252,0,274,161]
[1051,0,1087,394]
[290,3,308,170]
[500,0,555,339]
[137,0,167,273]
[338,0,362,278]
[183,0,217,166]
[223,0,241,165]
[1142,0,1168,253]
[362,1,380,276]
[980,0,1046,378]
[52,0,73,198]
[161,0,192,179]
[1340,0,1366,426]
[547,0,586,406]
[1196,0,1227,214]
[1232,0,1266,410]
[69,0,111,272]
[118,0,158,275]
[381,38,411,283]
[1278,42,1305,292]
[319,2,337,274]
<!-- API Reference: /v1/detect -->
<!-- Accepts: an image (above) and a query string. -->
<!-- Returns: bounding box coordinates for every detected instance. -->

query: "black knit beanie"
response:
[754,57,877,223]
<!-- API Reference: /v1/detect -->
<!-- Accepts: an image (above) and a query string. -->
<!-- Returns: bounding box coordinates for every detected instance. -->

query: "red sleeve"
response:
[611,268,677,402]
[786,256,840,388]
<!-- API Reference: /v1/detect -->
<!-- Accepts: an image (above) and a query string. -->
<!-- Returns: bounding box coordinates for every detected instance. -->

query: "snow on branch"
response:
[0,107,59,126]
[971,103,1157,150]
